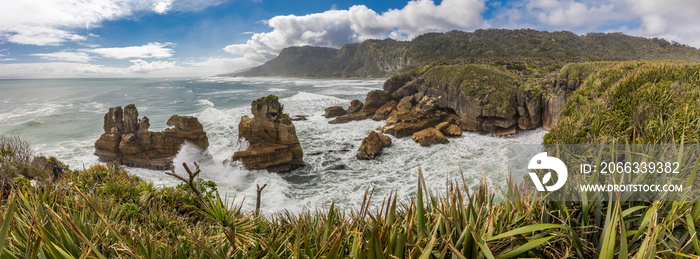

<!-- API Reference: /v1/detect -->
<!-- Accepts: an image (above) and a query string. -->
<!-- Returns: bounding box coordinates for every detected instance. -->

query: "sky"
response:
[1,0,699,79]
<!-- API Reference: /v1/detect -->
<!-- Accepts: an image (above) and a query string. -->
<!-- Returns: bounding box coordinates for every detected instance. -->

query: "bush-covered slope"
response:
[227,29,700,78]
[545,61,700,144]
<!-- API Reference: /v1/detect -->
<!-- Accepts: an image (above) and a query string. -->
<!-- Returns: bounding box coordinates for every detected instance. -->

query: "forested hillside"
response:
[229,29,700,78]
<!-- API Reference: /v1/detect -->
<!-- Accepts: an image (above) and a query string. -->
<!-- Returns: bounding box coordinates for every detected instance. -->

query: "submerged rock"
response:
[357,131,392,160]
[324,106,347,118]
[232,95,304,173]
[94,105,209,170]
[291,115,308,121]
[327,164,348,170]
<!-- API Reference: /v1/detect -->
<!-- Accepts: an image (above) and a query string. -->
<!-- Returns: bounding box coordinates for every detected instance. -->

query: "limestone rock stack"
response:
[94,104,209,170]
[232,95,304,172]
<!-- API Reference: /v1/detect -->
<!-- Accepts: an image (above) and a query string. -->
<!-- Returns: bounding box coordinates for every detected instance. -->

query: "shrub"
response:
[118,202,141,220]
[0,135,38,181]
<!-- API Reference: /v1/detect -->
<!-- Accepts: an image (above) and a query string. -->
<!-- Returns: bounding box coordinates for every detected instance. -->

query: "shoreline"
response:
[212,75,389,81]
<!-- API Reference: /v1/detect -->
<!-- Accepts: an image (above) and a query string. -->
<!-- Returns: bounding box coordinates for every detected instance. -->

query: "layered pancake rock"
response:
[94,104,209,170]
[232,95,304,173]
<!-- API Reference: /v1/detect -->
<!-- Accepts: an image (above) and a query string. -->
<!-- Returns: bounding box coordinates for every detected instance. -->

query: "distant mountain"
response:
[225,29,700,78]
[223,46,338,77]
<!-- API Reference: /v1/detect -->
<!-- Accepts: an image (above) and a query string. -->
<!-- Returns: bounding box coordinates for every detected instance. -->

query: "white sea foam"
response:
[197,99,215,107]
[201,89,253,95]
[0,104,63,122]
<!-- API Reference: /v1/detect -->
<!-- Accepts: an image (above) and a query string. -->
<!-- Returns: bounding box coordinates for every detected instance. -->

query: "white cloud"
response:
[0,0,226,46]
[622,0,700,42]
[87,42,175,59]
[128,59,177,73]
[30,51,91,63]
[153,0,174,14]
[522,0,618,28]
[0,62,124,78]
[0,56,257,78]
[538,2,614,27]
[490,0,700,47]
[224,0,487,62]
[169,0,228,12]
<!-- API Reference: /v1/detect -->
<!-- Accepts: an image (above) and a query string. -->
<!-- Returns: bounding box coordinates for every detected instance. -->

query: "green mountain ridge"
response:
[225,28,700,78]
[220,46,338,77]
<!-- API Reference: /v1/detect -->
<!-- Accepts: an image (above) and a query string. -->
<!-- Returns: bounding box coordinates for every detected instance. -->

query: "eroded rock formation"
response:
[436,122,462,137]
[412,128,449,146]
[329,90,393,124]
[372,101,397,121]
[94,105,209,170]
[381,96,462,138]
[377,63,586,134]
[232,95,304,172]
[326,89,463,139]
[357,131,392,160]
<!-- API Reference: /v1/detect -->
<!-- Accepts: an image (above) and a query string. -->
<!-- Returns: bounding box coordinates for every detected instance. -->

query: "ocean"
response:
[0,77,546,213]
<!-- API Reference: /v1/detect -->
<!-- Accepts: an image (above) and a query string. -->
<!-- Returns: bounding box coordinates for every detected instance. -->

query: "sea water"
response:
[0,77,546,213]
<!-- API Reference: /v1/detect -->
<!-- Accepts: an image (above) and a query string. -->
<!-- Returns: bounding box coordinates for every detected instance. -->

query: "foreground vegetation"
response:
[1,143,700,257]
[545,61,700,144]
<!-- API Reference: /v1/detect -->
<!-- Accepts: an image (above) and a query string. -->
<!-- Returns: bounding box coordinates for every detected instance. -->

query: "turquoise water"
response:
[0,77,546,213]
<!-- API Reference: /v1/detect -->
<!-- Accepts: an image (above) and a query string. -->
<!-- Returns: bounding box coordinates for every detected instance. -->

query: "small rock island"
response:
[232,95,304,173]
[94,104,209,170]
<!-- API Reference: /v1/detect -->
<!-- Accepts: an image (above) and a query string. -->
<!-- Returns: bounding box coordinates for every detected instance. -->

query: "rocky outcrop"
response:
[360,90,392,114]
[383,73,414,94]
[380,63,583,133]
[436,122,462,137]
[232,95,304,173]
[380,96,461,138]
[372,101,397,120]
[497,125,517,137]
[516,89,543,130]
[94,105,209,170]
[347,99,364,114]
[329,91,393,124]
[412,128,449,146]
[357,131,392,160]
[387,66,519,133]
[324,106,347,118]
[543,93,565,130]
